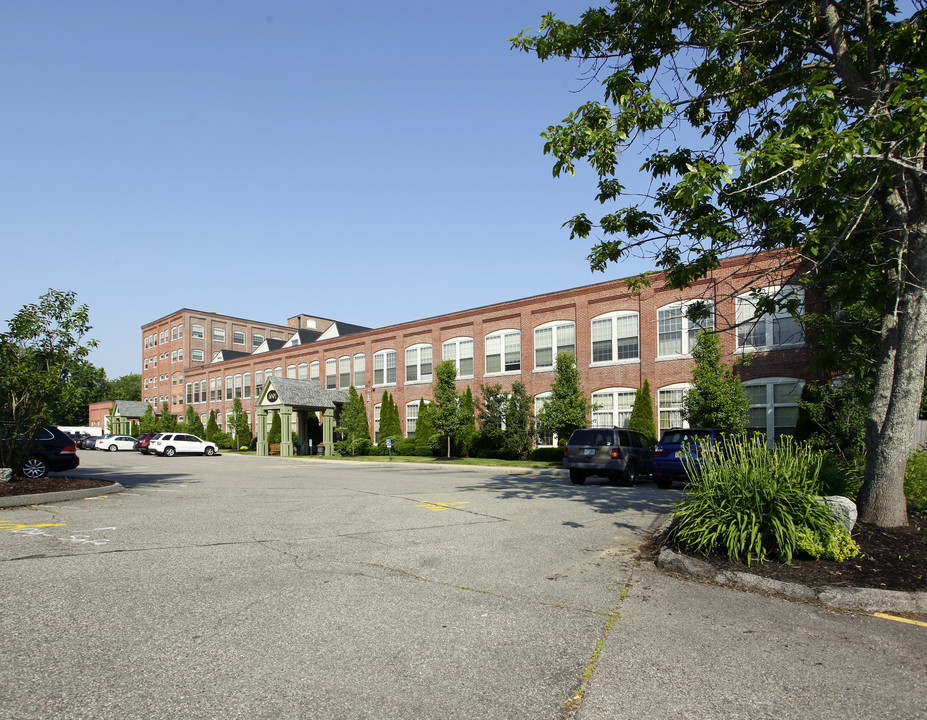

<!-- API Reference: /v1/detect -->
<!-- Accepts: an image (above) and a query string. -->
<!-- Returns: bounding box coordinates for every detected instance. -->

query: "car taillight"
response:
[61,444,77,455]
[563,447,569,458]
[654,447,666,457]
[611,448,622,459]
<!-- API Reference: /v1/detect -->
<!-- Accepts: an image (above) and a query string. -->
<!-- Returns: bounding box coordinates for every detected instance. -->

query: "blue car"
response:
[653,428,728,489]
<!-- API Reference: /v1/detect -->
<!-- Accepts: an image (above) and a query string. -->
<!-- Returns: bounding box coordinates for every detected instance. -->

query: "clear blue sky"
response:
[1,1,653,378]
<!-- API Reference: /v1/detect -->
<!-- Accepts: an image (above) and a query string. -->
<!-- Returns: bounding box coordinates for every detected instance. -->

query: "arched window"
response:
[485,330,521,374]
[657,301,714,358]
[442,337,474,378]
[590,311,639,364]
[534,321,576,370]
[591,388,638,428]
[405,344,433,383]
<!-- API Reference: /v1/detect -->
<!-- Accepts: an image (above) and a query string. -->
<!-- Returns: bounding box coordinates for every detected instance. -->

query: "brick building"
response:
[139,250,815,445]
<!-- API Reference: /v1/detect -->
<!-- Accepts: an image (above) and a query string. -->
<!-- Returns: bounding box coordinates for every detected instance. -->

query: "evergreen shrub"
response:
[531,447,564,462]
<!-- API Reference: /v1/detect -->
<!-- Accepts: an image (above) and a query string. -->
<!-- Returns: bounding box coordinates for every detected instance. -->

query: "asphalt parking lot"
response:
[1,452,925,719]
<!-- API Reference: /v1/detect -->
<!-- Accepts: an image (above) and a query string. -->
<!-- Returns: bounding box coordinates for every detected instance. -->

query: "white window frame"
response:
[743,377,805,445]
[485,330,521,375]
[656,301,715,359]
[591,387,638,429]
[736,286,804,352]
[373,349,397,386]
[590,311,640,365]
[192,324,204,340]
[658,383,691,434]
[535,393,555,447]
[405,344,433,384]
[325,359,337,389]
[353,354,366,388]
[192,349,204,362]
[287,365,297,379]
[442,337,474,379]
[534,321,576,371]
[310,361,320,381]
[298,363,308,380]
[233,331,245,345]
[213,327,226,343]
[252,333,264,347]
[405,401,420,438]
[339,356,351,389]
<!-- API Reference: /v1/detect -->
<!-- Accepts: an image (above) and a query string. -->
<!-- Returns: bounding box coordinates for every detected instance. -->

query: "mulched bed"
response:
[650,510,927,594]
[0,476,115,498]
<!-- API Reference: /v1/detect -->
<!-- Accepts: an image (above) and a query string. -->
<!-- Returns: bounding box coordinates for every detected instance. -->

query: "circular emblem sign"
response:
[267,390,279,403]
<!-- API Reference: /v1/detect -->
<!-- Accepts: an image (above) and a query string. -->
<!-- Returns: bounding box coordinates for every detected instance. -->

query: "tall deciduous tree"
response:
[512,2,927,526]
[536,352,588,446]
[683,332,750,432]
[0,290,96,473]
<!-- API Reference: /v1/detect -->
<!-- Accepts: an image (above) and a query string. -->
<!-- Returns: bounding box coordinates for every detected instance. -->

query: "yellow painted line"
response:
[0,522,67,531]
[415,501,471,512]
[874,613,927,628]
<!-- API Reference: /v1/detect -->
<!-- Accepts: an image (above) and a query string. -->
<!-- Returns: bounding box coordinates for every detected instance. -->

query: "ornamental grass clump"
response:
[669,434,836,565]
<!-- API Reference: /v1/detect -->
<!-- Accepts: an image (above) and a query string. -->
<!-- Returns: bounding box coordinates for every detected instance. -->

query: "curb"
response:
[0,482,125,509]
[656,546,927,615]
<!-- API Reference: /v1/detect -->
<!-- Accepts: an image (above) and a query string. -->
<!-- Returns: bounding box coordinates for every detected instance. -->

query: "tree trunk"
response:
[858,229,927,526]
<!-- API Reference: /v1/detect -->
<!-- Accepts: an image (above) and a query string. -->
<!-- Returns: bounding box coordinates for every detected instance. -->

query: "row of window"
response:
[144,325,185,350]
[367,377,803,446]
[188,324,264,348]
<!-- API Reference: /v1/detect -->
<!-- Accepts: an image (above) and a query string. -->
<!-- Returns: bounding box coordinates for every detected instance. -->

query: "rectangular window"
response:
[255,371,263,397]
[354,354,366,387]
[233,331,245,345]
[340,357,350,388]
[214,327,226,343]
[310,362,320,381]
[326,359,337,389]
[591,313,639,363]
[406,402,419,438]
[243,373,251,399]
[192,324,204,339]
[210,378,216,403]
[374,404,381,444]
[298,363,308,380]
[373,351,396,385]
[226,375,233,401]
[658,388,687,433]
[172,327,178,342]
[657,306,684,356]
[234,374,242,399]
[186,383,193,404]
[253,334,264,347]
[192,349,204,362]
[405,345,433,383]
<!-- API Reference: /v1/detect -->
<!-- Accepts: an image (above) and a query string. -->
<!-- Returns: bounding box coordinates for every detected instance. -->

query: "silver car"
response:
[563,427,654,485]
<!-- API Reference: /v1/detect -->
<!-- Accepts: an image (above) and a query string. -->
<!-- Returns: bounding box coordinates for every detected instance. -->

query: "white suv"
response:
[149,433,218,457]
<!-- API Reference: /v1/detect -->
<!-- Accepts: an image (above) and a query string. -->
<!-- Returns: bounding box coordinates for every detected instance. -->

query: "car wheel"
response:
[140,449,148,455]
[204,446,216,456]
[164,447,176,457]
[108,444,118,452]
[655,476,674,489]
[623,462,638,486]
[21,458,48,479]
[569,469,586,485]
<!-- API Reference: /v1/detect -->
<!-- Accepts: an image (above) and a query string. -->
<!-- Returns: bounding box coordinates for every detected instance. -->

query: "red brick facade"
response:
[140,250,817,442]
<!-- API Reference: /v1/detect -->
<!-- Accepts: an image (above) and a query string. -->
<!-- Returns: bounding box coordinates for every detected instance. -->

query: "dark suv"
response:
[653,427,728,489]
[563,427,654,485]
[3,426,81,479]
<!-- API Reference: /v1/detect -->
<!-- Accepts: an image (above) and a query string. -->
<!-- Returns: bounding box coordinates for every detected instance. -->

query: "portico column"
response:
[322,408,335,456]
[280,406,293,457]
[256,407,268,456]
[297,411,309,455]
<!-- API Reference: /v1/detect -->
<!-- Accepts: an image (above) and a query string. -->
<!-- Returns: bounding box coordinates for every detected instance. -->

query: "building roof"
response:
[114,400,152,419]
[262,377,347,410]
